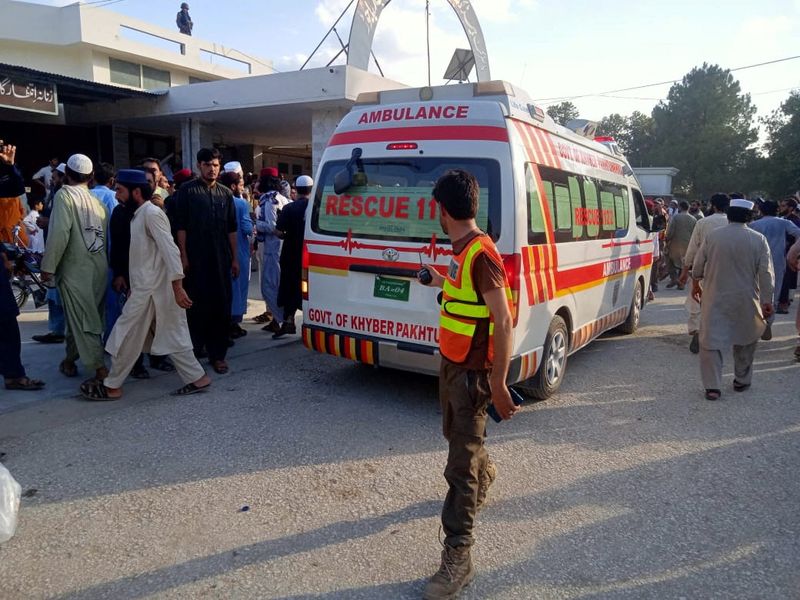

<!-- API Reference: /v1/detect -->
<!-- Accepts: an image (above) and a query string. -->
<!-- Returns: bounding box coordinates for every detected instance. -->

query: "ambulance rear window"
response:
[311,157,501,242]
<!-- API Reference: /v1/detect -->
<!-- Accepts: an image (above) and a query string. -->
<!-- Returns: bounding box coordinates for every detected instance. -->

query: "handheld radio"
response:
[418,252,433,285]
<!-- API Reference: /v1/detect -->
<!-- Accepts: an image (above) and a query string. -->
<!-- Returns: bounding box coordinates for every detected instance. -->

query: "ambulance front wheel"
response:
[522,315,568,401]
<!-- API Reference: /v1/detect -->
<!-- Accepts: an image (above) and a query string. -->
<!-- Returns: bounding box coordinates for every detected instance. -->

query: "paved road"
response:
[1,287,799,599]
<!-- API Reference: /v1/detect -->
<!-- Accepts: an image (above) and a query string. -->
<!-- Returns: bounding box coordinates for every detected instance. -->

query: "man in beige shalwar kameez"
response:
[40,154,108,385]
[80,170,210,400]
[692,199,774,401]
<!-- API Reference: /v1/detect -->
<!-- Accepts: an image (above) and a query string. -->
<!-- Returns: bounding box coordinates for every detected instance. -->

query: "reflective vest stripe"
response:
[440,314,476,336]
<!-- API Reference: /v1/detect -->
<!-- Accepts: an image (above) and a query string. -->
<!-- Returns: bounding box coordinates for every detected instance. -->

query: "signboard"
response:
[0,75,58,115]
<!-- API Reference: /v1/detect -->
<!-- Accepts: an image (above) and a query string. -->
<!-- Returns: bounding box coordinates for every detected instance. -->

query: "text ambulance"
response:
[302,81,653,399]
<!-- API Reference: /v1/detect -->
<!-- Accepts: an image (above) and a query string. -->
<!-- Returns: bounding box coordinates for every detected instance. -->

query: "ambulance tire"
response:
[617,279,643,335]
[521,315,568,401]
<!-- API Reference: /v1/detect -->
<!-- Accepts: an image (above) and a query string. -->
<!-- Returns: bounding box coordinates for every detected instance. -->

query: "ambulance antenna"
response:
[426,0,432,86]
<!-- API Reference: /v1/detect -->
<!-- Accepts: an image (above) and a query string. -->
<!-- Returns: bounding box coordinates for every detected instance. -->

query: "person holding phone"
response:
[417,169,516,600]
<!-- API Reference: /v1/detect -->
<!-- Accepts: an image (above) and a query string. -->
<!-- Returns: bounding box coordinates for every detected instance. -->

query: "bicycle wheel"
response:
[12,280,29,309]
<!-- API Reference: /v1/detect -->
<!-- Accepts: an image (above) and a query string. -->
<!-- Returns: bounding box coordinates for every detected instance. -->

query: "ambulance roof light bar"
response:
[594,135,623,156]
[473,80,515,97]
[355,91,381,105]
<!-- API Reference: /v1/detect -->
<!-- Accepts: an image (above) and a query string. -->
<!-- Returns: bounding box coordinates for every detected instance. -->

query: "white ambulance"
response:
[301,80,653,399]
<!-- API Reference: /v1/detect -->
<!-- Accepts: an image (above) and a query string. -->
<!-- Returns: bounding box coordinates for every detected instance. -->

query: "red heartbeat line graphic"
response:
[309,230,452,260]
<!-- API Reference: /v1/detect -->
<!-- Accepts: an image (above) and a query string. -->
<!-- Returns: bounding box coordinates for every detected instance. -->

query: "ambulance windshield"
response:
[311,157,501,243]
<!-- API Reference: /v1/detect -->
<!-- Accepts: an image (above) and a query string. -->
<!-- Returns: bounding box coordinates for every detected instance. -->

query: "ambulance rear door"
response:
[303,101,514,371]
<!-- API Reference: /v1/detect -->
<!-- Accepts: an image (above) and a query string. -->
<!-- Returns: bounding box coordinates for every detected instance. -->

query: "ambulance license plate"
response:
[373,276,409,302]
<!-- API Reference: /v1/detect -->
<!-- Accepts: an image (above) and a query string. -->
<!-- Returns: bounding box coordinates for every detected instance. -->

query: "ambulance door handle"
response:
[349,265,418,278]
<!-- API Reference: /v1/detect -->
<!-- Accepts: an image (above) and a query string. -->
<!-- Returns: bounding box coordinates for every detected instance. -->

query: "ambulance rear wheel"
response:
[524,315,568,400]
[617,279,642,335]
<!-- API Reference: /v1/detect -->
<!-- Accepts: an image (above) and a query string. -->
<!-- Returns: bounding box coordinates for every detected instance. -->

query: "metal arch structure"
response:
[346,0,491,82]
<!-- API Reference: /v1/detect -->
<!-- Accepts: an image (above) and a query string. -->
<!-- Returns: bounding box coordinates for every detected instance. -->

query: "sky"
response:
[38,0,800,144]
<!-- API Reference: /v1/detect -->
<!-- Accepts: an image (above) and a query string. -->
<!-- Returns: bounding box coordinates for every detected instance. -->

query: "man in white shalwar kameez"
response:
[80,170,210,400]
[691,199,774,401]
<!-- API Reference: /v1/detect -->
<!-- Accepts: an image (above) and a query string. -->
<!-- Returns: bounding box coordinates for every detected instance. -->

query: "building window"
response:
[109,58,171,90]
[109,58,141,88]
[142,66,170,90]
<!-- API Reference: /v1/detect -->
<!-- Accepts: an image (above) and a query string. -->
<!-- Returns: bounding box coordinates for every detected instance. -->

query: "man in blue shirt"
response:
[90,162,118,216]
[750,200,800,340]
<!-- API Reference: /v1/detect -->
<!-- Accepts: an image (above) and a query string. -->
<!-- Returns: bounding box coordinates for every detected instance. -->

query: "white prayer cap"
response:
[67,153,93,175]
[55,162,66,174]
[224,161,243,175]
[295,175,313,187]
[730,199,754,210]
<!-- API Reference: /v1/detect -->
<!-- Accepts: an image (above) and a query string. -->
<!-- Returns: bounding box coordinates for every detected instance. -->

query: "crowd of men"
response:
[0,141,312,398]
[648,193,800,400]
[3,141,800,597]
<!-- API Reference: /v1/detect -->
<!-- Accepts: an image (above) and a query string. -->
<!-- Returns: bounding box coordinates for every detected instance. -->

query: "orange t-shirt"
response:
[0,197,27,245]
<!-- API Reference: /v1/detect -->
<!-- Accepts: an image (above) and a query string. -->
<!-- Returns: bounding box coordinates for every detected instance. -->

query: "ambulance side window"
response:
[583,179,600,239]
[614,188,628,235]
[568,175,583,240]
[525,163,548,245]
[599,187,616,238]
[632,188,650,231]
[553,184,572,238]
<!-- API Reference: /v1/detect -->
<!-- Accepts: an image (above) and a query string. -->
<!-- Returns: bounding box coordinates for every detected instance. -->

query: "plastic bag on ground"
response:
[0,462,22,543]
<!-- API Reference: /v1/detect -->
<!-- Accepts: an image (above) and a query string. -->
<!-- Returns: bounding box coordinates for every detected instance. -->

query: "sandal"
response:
[59,360,78,378]
[705,389,721,401]
[211,360,229,374]
[170,382,210,396]
[5,377,45,391]
[252,311,271,324]
[80,380,121,401]
[733,380,750,392]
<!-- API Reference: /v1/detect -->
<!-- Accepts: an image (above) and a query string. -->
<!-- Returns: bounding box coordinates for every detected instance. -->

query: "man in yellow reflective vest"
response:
[419,169,516,600]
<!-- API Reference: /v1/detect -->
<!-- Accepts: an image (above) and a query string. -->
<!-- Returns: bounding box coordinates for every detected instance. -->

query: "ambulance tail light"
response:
[386,143,418,150]
[301,243,309,301]
[594,136,616,143]
[473,80,515,97]
[503,253,521,327]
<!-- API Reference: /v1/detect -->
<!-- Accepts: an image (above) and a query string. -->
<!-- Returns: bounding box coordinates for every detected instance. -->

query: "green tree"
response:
[762,90,800,198]
[597,113,626,140]
[624,111,655,168]
[650,63,757,198]
[546,101,580,125]
[596,111,654,167]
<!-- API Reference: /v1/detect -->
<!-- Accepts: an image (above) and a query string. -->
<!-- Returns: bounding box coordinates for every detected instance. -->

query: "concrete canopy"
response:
[70,65,407,150]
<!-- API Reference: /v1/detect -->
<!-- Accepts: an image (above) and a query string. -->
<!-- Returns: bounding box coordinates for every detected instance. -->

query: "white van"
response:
[301,81,653,398]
